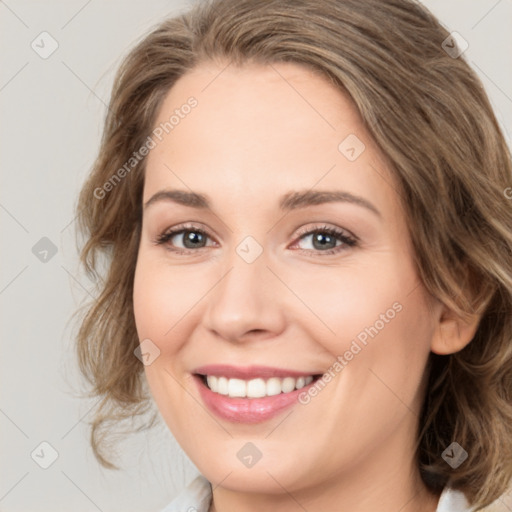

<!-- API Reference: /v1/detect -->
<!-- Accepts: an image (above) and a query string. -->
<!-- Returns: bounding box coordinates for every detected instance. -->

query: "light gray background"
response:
[1,1,511,511]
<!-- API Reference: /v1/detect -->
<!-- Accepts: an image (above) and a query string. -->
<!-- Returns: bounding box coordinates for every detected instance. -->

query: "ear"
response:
[430,304,482,355]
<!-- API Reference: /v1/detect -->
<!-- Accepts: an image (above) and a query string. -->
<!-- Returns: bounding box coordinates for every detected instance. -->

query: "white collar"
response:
[436,485,473,511]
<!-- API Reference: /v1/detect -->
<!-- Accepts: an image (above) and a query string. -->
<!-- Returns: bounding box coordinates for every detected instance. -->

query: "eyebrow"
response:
[144,189,381,217]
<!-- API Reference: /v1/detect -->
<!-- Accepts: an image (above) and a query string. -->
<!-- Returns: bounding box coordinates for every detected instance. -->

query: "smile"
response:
[202,375,316,398]
[192,365,323,423]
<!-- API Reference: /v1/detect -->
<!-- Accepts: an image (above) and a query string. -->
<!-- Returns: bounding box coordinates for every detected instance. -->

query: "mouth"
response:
[191,365,323,423]
[195,373,322,398]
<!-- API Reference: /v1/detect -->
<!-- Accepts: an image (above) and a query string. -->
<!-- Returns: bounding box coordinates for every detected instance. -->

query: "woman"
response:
[75,0,512,510]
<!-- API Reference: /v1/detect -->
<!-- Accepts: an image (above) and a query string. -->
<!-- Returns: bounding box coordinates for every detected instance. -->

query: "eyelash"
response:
[154,222,358,256]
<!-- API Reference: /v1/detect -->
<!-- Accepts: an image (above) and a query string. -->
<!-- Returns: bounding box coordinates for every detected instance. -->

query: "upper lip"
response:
[193,364,321,380]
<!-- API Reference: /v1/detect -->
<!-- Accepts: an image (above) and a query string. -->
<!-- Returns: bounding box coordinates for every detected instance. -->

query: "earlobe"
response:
[430,306,482,355]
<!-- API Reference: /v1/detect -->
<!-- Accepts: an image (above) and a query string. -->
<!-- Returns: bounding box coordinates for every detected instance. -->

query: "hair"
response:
[75,0,512,508]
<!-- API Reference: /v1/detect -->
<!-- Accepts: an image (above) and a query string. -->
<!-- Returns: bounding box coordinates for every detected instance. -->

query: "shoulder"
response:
[436,487,473,512]
[159,474,212,512]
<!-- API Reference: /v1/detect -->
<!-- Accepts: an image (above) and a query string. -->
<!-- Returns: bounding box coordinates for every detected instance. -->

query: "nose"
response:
[202,248,287,344]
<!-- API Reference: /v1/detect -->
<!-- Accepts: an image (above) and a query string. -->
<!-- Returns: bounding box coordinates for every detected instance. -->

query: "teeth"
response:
[247,378,267,398]
[266,377,282,396]
[205,375,314,398]
[228,378,246,397]
[206,376,215,394]
[282,377,296,393]
[217,376,229,395]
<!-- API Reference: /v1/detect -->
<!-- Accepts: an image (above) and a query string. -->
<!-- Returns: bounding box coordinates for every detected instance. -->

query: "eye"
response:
[154,223,358,256]
[154,223,215,254]
[290,224,358,256]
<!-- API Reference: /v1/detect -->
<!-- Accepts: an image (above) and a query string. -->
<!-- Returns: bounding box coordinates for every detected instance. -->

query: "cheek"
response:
[132,254,197,431]
[133,252,201,344]
[132,251,211,412]
[277,255,420,349]
[294,256,433,407]
[322,283,433,425]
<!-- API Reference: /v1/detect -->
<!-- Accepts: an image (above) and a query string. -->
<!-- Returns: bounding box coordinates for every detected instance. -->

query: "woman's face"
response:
[133,61,441,502]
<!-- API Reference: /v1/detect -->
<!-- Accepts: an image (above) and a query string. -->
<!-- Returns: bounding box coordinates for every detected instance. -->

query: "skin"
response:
[133,60,481,512]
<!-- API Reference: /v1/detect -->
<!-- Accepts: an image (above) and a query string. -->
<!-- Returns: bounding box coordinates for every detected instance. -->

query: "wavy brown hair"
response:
[75,0,512,508]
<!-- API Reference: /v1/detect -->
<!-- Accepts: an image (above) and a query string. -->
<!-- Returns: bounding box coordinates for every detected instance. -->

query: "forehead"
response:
[143,61,399,220]
[150,60,364,154]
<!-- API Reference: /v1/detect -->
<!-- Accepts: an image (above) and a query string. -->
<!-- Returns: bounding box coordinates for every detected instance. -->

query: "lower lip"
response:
[193,374,317,424]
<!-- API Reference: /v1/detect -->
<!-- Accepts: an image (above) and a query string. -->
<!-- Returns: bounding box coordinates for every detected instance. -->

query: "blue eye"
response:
[155,223,357,256]
[292,225,357,255]
[155,224,213,252]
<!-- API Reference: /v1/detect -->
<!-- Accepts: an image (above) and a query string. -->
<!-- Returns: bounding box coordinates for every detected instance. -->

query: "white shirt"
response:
[160,474,473,511]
